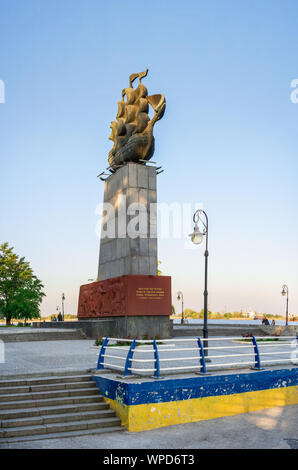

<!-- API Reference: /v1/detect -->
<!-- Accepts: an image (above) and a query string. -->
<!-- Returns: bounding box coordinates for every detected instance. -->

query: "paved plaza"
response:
[1,336,297,377]
[0,339,97,376]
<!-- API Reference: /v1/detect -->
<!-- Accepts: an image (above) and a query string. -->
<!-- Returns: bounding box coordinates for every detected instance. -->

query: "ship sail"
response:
[108,69,166,170]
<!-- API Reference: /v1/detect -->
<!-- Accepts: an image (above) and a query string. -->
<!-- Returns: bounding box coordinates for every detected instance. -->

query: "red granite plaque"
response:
[77,275,171,318]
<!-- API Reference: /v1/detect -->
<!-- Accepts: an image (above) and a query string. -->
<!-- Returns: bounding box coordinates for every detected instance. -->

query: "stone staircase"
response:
[0,370,123,443]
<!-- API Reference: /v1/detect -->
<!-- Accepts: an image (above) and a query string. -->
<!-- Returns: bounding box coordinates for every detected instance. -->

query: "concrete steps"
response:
[0,371,123,443]
[0,381,96,395]
[0,369,93,383]
[0,426,124,444]
[0,402,110,420]
[0,394,105,410]
[0,387,99,403]
[2,409,116,428]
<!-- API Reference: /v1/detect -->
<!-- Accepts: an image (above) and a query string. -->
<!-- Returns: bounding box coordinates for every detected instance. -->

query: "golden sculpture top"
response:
[108,69,166,171]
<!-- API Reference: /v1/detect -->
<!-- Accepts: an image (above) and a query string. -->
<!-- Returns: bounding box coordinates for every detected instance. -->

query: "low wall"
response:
[92,367,298,432]
[260,325,298,336]
[110,316,173,339]
[33,320,115,339]
[173,325,265,337]
[0,327,85,342]
[33,317,173,340]
[33,320,296,340]
[173,323,298,338]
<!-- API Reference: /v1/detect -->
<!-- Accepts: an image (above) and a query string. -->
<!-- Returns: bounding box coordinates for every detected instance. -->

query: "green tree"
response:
[0,243,45,325]
[184,308,197,318]
[212,312,222,319]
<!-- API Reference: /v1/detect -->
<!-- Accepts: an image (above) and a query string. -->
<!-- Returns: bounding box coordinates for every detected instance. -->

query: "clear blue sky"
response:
[0,0,297,317]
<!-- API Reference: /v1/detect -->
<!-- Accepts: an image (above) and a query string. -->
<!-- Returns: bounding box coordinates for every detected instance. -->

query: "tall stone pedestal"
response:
[78,162,172,339]
[98,163,157,280]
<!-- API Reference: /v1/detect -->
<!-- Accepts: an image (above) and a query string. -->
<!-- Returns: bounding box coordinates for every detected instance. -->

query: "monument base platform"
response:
[77,274,172,339]
[78,275,171,318]
[35,318,173,340]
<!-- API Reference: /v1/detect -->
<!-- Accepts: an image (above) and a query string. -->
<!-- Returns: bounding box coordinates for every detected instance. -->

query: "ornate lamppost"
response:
[62,293,65,322]
[281,285,289,326]
[177,291,184,325]
[189,209,209,357]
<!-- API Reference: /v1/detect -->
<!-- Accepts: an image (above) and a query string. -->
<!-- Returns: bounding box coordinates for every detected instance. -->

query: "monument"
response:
[77,69,172,339]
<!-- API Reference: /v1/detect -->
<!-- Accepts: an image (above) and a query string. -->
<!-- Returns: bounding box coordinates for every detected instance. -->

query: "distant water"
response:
[1,319,297,327]
[173,319,298,326]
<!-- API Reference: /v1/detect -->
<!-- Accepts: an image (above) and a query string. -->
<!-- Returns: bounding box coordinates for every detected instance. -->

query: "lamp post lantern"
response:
[62,293,65,322]
[189,209,209,357]
[281,285,289,326]
[177,291,184,325]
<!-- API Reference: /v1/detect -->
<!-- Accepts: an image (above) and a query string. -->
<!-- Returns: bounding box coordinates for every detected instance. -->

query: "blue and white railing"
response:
[96,335,298,378]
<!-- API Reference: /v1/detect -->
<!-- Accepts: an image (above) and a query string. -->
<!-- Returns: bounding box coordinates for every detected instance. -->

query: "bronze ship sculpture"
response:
[108,69,166,172]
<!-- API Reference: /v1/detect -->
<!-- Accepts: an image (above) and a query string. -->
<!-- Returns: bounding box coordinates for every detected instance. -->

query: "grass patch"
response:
[94,339,163,347]
[239,338,280,342]
[94,340,131,347]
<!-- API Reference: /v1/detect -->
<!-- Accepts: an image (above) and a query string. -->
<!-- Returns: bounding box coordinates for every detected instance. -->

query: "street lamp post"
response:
[177,291,184,325]
[189,209,209,357]
[62,293,65,322]
[281,285,289,326]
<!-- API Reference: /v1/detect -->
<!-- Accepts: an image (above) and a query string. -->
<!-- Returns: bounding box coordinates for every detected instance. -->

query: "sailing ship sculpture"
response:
[108,69,166,171]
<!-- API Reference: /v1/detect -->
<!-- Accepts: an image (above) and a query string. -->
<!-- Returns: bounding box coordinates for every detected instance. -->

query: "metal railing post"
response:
[197,337,208,374]
[251,336,263,370]
[153,339,163,379]
[123,339,137,376]
[97,336,109,370]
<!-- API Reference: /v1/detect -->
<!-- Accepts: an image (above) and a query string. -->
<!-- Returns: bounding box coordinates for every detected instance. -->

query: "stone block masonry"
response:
[98,163,157,281]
